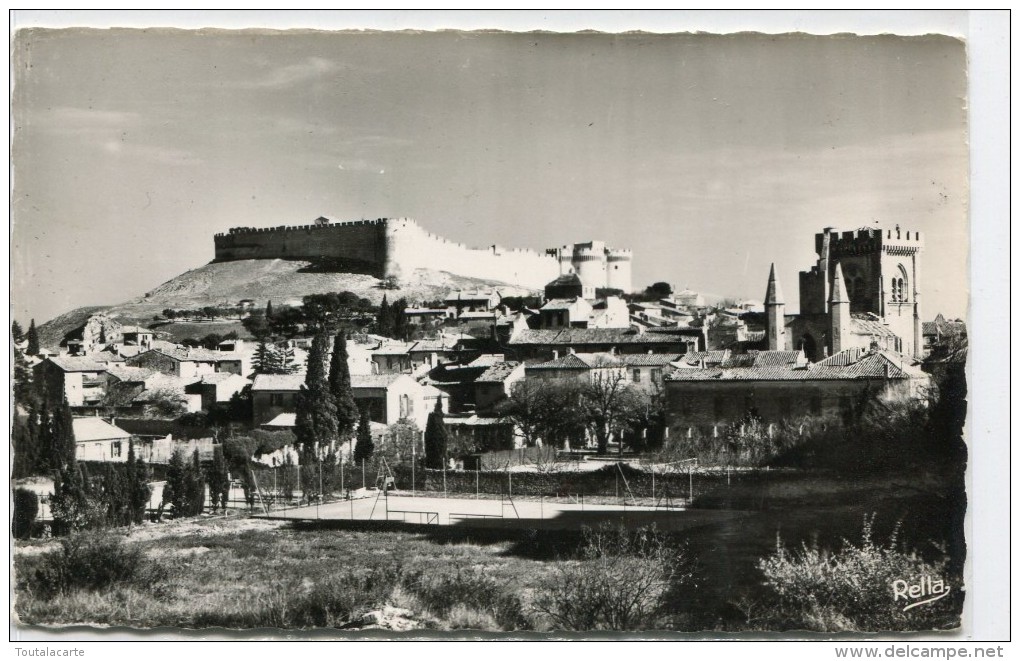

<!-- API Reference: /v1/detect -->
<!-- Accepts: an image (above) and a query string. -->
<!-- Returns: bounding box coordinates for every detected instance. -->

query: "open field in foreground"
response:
[13,467,964,634]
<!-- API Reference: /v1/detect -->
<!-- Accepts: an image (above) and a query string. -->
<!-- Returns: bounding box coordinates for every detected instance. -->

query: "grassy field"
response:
[13,465,964,634]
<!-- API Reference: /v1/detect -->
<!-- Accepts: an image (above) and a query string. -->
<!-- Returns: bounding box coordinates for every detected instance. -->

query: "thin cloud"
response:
[237,57,346,89]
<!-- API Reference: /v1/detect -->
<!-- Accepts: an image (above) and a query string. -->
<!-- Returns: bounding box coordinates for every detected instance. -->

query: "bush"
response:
[755,515,960,631]
[26,533,160,599]
[400,563,527,631]
[13,488,39,539]
[533,524,693,631]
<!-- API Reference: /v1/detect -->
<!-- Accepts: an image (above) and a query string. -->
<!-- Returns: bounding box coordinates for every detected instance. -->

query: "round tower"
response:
[606,248,633,293]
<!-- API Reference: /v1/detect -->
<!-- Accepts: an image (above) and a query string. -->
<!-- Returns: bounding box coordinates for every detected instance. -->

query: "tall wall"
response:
[214,217,562,290]
[214,219,387,273]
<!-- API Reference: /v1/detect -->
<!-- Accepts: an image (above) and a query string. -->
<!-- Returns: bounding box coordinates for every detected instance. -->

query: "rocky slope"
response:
[37,259,538,347]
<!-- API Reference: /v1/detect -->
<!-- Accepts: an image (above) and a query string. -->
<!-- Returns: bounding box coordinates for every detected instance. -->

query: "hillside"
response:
[37,259,539,347]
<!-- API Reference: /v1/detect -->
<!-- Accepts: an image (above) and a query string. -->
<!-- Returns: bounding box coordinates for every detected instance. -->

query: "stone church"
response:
[766,226,924,361]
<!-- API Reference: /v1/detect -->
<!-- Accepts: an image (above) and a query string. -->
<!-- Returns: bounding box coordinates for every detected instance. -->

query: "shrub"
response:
[755,515,960,631]
[400,564,528,631]
[26,533,158,599]
[534,524,693,631]
[13,488,39,539]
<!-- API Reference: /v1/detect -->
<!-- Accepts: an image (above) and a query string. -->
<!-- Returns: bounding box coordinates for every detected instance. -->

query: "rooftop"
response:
[510,328,689,346]
[475,361,523,383]
[45,356,108,373]
[252,374,306,392]
[666,349,925,382]
[72,417,132,442]
[528,352,622,370]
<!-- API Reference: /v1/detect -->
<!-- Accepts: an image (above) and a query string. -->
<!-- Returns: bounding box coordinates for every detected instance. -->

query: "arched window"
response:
[891,277,900,302]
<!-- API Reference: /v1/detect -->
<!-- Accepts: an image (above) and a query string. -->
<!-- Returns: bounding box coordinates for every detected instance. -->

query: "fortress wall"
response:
[213,221,386,272]
[385,219,560,289]
[214,217,561,289]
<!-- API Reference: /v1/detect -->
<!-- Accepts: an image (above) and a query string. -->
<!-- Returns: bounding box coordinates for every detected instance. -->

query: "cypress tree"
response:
[50,400,77,471]
[207,445,230,513]
[392,298,408,341]
[294,331,338,456]
[163,448,187,517]
[186,449,206,516]
[36,398,53,473]
[265,300,274,320]
[377,295,392,338]
[423,397,450,469]
[11,319,24,343]
[328,330,359,441]
[26,319,39,356]
[354,407,375,464]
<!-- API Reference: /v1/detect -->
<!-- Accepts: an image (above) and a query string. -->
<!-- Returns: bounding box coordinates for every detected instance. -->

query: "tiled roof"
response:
[618,353,684,367]
[106,365,158,383]
[528,352,622,370]
[46,356,108,372]
[446,290,497,302]
[458,311,497,320]
[674,351,729,368]
[850,317,899,338]
[262,413,296,428]
[666,349,926,382]
[922,321,938,336]
[373,342,415,355]
[540,298,581,311]
[510,328,687,346]
[745,350,805,368]
[351,373,407,389]
[411,338,458,352]
[467,354,506,368]
[138,346,224,362]
[476,361,522,383]
[72,417,132,442]
[196,372,246,384]
[252,374,306,391]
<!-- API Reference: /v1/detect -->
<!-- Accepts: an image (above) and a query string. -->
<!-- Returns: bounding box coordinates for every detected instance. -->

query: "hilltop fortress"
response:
[214,217,632,292]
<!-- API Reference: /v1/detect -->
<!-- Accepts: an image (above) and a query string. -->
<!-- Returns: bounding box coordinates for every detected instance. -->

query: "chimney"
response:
[552,350,559,360]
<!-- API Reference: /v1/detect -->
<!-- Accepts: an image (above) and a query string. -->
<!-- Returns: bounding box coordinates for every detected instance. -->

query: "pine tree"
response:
[11,319,24,343]
[423,397,450,469]
[26,318,39,356]
[265,300,274,320]
[294,331,339,456]
[328,330,359,441]
[354,407,375,464]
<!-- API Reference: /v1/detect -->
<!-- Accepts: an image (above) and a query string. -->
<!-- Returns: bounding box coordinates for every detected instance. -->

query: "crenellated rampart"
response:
[213,217,561,289]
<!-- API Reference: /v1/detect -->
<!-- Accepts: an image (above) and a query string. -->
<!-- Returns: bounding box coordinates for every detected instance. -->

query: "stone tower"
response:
[829,262,851,355]
[765,263,786,351]
[799,226,923,359]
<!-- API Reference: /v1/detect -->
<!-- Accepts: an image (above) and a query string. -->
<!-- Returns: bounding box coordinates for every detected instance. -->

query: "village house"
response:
[184,372,251,411]
[445,290,501,316]
[524,351,626,384]
[72,417,134,462]
[473,361,525,412]
[662,347,930,437]
[33,356,108,407]
[618,353,684,393]
[125,346,221,379]
[371,341,415,374]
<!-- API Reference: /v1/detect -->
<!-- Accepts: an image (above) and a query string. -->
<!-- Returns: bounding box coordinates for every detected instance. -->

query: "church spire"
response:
[765,263,786,351]
[830,262,849,304]
[765,263,784,305]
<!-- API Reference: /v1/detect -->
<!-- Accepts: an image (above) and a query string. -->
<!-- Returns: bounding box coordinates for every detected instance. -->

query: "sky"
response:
[11,27,969,324]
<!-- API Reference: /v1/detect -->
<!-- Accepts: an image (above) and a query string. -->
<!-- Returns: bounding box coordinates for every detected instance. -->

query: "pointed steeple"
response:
[765,263,785,305]
[765,264,787,351]
[830,262,849,304]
